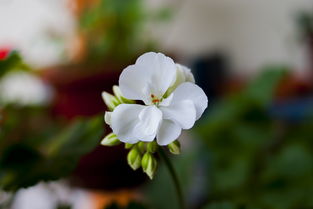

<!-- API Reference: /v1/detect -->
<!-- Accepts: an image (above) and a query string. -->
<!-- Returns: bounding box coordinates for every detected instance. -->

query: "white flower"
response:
[0,71,53,106]
[107,52,208,146]
[12,181,93,209]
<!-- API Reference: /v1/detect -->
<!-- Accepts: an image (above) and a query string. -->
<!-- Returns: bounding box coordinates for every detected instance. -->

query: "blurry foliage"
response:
[2,50,313,209]
[80,0,172,65]
[296,9,313,39]
[195,69,313,209]
[203,201,237,209]
[0,106,103,191]
[144,68,313,209]
[0,52,104,192]
[0,51,30,77]
[56,204,72,209]
[142,142,202,209]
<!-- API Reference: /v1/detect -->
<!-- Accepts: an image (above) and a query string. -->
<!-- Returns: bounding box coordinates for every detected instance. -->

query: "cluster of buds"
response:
[101,86,181,179]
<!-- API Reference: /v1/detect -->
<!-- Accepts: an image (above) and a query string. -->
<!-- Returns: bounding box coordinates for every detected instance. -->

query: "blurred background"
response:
[0,0,313,208]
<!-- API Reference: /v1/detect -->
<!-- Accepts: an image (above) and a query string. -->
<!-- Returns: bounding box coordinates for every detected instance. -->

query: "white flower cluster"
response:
[101,52,208,178]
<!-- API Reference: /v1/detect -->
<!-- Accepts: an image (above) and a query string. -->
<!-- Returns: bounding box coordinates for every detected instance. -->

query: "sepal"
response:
[102,91,120,111]
[101,133,121,146]
[168,140,181,155]
[113,85,135,104]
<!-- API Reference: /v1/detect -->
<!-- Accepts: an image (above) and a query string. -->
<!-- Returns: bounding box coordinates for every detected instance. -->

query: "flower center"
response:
[150,94,161,105]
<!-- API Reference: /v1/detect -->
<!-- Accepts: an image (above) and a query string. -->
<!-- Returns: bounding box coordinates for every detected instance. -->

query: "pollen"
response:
[152,99,160,103]
[151,94,160,104]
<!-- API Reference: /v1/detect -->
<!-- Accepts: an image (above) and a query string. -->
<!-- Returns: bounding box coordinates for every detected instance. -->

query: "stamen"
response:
[152,99,160,103]
[150,94,161,105]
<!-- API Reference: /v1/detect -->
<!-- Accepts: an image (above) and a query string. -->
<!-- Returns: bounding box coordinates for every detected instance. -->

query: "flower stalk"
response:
[158,147,185,209]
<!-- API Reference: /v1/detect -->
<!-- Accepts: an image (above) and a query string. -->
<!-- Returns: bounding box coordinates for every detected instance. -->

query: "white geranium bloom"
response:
[108,52,207,146]
[0,71,53,106]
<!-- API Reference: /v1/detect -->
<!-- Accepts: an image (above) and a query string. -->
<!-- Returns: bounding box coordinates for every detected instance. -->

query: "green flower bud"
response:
[137,142,146,153]
[147,141,158,153]
[141,152,157,179]
[168,140,181,155]
[113,85,135,104]
[127,147,142,170]
[125,143,134,149]
[101,133,121,146]
[101,91,120,111]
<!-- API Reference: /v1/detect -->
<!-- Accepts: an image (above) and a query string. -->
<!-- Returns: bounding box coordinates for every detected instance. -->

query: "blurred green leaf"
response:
[80,0,146,63]
[150,8,173,22]
[244,67,288,106]
[192,69,313,209]
[56,204,72,209]
[296,10,313,39]
[0,115,103,191]
[0,51,29,77]
[79,0,172,65]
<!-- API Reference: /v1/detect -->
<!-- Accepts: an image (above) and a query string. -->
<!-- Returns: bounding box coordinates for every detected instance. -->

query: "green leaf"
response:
[0,51,29,77]
[191,69,313,209]
[244,67,288,106]
[0,116,103,191]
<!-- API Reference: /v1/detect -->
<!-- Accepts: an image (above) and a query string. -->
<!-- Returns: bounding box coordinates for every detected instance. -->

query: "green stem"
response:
[158,147,185,209]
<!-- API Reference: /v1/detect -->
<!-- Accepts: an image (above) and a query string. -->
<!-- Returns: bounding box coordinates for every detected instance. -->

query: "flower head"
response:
[101,52,208,178]
[106,52,207,146]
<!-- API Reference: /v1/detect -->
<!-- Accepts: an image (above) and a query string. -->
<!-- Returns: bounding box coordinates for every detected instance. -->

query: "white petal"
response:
[110,104,144,144]
[119,52,177,103]
[119,64,148,101]
[134,105,162,142]
[157,120,182,146]
[145,52,177,97]
[110,104,162,144]
[171,82,208,120]
[160,100,196,129]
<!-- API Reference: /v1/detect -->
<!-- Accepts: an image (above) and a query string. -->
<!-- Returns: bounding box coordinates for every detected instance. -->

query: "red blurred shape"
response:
[0,47,11,60]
